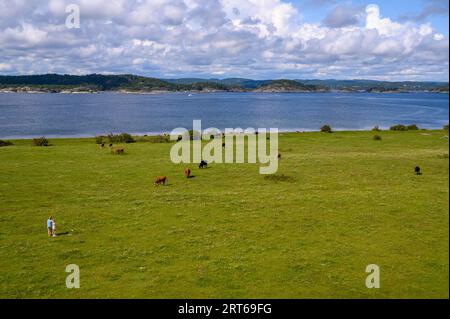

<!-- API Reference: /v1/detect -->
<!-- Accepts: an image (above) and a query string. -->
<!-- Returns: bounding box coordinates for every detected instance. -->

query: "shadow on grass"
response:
[55,231,70,236]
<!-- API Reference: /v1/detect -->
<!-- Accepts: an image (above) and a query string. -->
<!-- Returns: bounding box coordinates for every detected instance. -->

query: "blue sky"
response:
[294,0,449,35]
[0,0,448,81]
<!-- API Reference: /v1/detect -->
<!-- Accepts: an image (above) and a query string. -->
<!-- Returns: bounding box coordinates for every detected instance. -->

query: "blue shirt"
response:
[47,219,53,228]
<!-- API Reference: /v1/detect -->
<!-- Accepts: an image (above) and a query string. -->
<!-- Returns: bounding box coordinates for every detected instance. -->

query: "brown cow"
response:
[154,176,167,186]
[184,168,191,178]
[111,147,124,155]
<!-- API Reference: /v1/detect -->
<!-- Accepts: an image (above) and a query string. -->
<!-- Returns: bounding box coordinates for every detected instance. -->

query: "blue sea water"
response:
[0,92,448,139]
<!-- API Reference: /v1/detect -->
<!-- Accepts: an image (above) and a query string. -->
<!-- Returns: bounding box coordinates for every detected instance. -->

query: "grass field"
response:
[0,130,448,299]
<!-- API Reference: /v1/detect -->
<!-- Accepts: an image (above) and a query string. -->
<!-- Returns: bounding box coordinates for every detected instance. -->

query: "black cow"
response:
[415,166,422,175]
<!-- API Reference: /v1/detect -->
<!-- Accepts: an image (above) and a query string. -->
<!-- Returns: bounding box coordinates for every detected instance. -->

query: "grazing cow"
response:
[184,168,191,178]
[111,147,124,155]
[109,143,113,148]
[154,176,167,186]
[415,166,422,175]
[199,160,208,169]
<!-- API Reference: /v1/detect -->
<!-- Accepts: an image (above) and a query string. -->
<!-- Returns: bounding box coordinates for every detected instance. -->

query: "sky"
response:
[0,0,448,81]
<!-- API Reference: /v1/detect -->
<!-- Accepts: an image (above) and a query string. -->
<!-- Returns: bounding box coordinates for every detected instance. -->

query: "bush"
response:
[320,125,332,133]
[444,124,449,131]
[107,133,135,144]
[134,135,171,143]
[120,133,135,143]
[95,136,106,144]
[372,125,381,132]
[407,124,419,130]
[390,124,408,131]
[390,124,420,131]
[0,140,13,147]
[32,137,50,146]
[373,135,382,141]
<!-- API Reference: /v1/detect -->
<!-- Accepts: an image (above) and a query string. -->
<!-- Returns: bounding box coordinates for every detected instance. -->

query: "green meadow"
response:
[0,130,448,298]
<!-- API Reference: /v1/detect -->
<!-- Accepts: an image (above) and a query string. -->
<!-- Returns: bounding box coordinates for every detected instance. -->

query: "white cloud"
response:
[0,23,48,48]
[0,1,447,81]
[365,4,402,36]
[434,33,445,41]
[0,63,12,71]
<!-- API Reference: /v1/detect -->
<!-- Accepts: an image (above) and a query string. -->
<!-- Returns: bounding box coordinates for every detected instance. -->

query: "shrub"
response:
[119,133,135,143]
[407,124,419,130]
[32,137,50,146]
[0,140,13,147]
[444,124,449,131]
[390,124,420,131]
[373,135,382,141]
[134,135,171,143]
[95,135,106,144]
[390,124,408,131]
[372,125,381,132]
[107,133,135,143]
[320,125,332,133]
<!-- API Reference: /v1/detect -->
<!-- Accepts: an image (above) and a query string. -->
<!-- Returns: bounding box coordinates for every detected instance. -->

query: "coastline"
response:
[2,127,448,141]
[0,90,448,95]
[0,89,448,95]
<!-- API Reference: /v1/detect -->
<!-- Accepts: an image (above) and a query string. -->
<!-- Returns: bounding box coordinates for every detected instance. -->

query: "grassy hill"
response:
[0,130,448,298]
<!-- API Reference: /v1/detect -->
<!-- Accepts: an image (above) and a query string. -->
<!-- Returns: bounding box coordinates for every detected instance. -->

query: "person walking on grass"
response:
[47,217,53,237]
[52,218,57,237]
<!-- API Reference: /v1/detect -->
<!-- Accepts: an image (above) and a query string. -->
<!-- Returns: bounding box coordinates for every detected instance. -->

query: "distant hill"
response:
[0,74,448,93]
[0,74,230,93]
[253,79,326,92]
[169,77,449,92]
[299,79,449,92]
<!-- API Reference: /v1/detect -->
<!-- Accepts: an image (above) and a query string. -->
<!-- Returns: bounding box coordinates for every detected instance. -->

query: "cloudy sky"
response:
[0,0,448,81]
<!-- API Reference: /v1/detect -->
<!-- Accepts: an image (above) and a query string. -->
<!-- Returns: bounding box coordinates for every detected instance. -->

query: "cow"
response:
[111,147,124,155]
[278,153,281,159]
[199,160,208,169]
[154,176,167,186]
[184,168,191,178]
[101,143,105,148]
[109,143,113,148]
[415,166,422,175]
